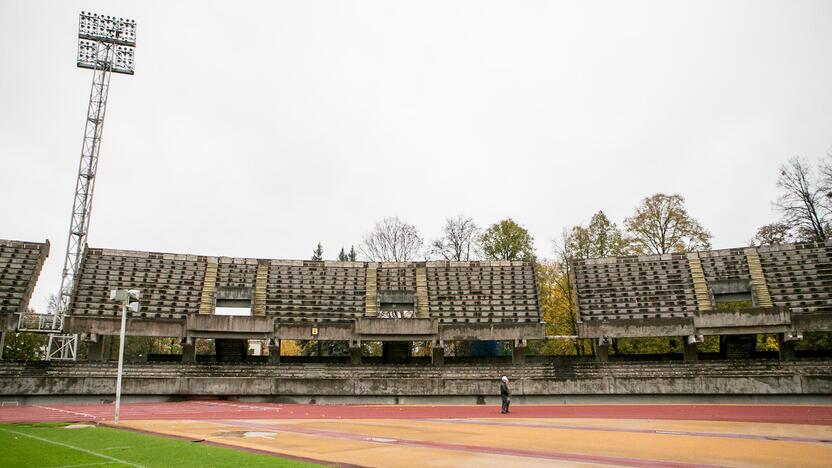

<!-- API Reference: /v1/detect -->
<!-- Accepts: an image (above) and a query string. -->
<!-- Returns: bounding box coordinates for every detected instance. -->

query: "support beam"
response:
[596,338,610,362]
[0,331,6,360]
[778,333,797,361]
[683,340,699,361]
[268,339,280,364]
[431,341,444,366]
[349,345,362,365]
[182,342,195,363]
[87,335,109,362]
[512,339,527,365]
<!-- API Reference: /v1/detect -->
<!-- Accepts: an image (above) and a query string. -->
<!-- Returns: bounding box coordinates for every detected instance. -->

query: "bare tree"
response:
[624,193,712,254]
[360,217,424,261]
[774,157,830,242]
[429,214,481,261]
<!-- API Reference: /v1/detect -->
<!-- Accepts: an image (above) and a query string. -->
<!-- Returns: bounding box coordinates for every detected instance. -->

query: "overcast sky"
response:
[2,0,831,313]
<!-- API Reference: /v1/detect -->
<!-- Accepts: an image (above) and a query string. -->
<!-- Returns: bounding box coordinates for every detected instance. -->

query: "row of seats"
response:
[426,264,540,323]
[573,255,698,321]
[0,239,49,314]
[70,247,541,324]
[697,249,751,284]
[759,242,832,315]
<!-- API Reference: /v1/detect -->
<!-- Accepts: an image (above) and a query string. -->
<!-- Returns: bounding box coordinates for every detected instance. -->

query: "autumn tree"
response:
[750,222,795,246]
[480,218,535,261]
[773,157,830,242]
[429,214,481,261]
[360,217,424,261]
[624,193,711,254]
[311,242,324,261]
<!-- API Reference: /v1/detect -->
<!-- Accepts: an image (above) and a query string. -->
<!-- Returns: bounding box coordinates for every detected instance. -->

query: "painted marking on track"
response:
[215,420,726,468]
[34,405,98,420]
[0,428,144,468]
[422,418,832,445]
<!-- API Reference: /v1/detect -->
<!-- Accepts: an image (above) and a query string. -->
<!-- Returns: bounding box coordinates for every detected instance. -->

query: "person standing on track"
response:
[500,376,511,414]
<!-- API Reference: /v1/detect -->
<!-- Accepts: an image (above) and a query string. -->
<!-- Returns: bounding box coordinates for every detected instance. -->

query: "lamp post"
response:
[109,289,141,423]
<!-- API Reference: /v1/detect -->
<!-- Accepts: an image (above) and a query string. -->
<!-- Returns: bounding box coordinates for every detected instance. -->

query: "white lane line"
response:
[0,428,144,468]
[34,405,98,420]
[56,462,113,468]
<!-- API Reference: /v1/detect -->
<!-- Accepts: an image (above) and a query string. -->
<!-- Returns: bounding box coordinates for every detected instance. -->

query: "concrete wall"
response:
[1,360,829,401]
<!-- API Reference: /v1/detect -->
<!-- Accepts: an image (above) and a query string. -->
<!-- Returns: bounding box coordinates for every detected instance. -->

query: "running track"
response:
[1,401,831,425]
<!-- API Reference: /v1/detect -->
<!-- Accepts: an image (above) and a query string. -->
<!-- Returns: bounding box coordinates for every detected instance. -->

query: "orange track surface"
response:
[3,402,832,467]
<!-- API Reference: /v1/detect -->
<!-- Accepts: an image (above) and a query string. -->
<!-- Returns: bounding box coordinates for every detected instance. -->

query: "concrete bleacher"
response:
[570,240,832,357]
[65,246,545,363]
[426,261,538,324]
[1,359,829,401]
[758,241,832,316]
[0,239,50,337]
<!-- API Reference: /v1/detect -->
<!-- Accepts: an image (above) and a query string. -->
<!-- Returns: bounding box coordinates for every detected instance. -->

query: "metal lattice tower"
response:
[18,12,136,360]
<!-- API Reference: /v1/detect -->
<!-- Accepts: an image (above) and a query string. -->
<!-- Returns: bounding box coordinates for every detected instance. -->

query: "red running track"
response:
[1,401,831,425]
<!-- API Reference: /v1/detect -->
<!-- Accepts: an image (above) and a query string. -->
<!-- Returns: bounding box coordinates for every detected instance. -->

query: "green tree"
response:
[481,218,535,261]
[337,246,358,261]
[624,193,712,254]
[311,242,324,261]
[566,211,632,259]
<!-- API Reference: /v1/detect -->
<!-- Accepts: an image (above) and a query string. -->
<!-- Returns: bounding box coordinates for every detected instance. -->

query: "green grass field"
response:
[0,422,323,467]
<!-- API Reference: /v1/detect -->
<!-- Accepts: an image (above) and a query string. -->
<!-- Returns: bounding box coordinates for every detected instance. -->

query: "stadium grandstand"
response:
[66,245,544,364]
[571,239,832,360]
[0,239,49,358]
[1,237,831,403]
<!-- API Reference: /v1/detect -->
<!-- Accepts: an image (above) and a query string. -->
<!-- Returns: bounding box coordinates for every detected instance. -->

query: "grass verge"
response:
[0,422,323,467]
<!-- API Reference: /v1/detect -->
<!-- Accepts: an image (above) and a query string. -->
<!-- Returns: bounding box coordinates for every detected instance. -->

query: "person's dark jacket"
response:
[500,381,510,399]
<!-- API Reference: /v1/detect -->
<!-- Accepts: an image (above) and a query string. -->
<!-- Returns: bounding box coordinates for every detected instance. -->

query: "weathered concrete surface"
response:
[356,318,436,336]
[1,360,830,399]
[66,316,184,337]
[187,315,272,339]
[439,322,546,341]
[579,318,695,338]
[694,307,791,335]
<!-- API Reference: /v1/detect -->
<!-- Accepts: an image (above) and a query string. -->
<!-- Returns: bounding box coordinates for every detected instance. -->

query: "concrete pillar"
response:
[431,342,445,366]
[683,340,699,361]
[87,335,107,362]
[182,343,195,363]
[778,334,797,361]
[512,339,527,365]
[268,339,281,364]
[0,331,6,360]
[595,343,610,362]
[349,345,362,365]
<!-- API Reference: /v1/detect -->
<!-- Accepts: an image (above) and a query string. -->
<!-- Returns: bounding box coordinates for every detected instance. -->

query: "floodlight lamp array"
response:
[78,11,137,46]
[77,40,135,75]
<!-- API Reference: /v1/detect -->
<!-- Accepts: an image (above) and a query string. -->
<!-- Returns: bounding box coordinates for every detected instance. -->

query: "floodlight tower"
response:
[18,13,136,360]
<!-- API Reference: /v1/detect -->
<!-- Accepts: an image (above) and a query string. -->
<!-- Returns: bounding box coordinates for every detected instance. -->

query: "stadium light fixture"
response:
[34,12,138,361]
[110,288,141,424]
